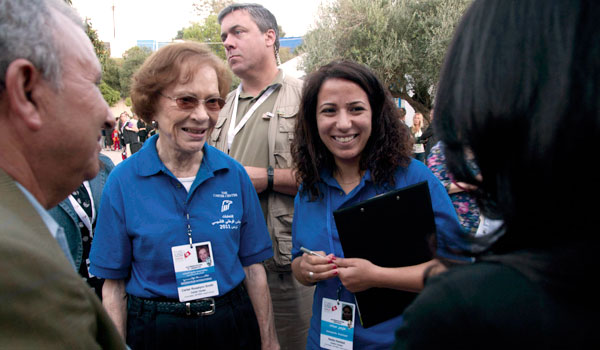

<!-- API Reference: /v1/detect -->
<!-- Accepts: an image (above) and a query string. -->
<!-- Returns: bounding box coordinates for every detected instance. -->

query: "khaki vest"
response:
[210,74,303,271]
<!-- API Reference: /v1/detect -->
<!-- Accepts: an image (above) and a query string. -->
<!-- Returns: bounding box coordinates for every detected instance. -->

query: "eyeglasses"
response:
[159,92,225,112]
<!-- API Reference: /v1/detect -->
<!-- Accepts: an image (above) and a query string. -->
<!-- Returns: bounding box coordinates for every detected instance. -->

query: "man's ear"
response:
[264,28,276,48]
[4,59,45,131]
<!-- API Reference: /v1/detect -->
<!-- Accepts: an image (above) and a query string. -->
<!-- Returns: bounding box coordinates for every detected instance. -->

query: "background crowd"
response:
[102,111,156,158]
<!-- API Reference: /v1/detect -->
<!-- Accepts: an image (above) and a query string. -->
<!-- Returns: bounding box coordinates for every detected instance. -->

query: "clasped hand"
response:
[300,252,377,292]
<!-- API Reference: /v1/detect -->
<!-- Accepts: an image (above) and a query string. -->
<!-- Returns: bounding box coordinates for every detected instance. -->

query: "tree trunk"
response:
[395,92,432,124]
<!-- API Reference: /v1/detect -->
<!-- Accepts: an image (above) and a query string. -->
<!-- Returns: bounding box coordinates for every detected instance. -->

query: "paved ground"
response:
[101,149,124,166]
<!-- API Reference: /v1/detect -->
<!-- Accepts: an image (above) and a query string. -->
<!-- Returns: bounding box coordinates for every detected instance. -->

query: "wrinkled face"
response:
[198,248,209,262]
[36,13,114,184]
[153,63,220,155]
[220,10,274,77]
[316,78,372,169]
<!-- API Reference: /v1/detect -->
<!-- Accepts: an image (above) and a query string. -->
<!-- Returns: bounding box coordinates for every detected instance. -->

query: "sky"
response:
[71,0,328,58]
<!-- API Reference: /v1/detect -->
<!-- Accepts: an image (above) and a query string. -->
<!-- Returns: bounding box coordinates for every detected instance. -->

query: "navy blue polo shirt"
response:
[90,135,272,298]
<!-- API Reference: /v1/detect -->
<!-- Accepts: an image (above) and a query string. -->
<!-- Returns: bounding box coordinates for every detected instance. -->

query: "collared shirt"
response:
[292,160,466,349]
[229,70,283,168]
[90,134,273,298]
[16,182,76,269]
[229,71,284,218]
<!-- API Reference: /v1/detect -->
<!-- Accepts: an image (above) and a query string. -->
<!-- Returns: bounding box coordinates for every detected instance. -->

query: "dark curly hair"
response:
[292,60,413,200]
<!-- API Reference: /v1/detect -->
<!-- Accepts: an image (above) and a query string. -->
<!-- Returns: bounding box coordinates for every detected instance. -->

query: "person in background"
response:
[211,4,313,349]
[105,125,114,150]
[398,107,407,125]
[128,113,143,154]
[411,112,426,162]
[48,153,115,299]
[0,0,124,348]
[290,60,464,349]
[117,112,128,158]
[417,108,436,159]
[394,0,599,348]
[121,111,138,157]
[111,124,121,151]
[90,42,278,350]
[427,141,480,235]
[137,113,149,143]
[148,120,158,137]
[101,128,107,150]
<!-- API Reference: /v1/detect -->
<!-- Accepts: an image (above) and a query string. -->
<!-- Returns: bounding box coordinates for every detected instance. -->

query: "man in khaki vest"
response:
[211,3,313,349]
[0,0,124,348]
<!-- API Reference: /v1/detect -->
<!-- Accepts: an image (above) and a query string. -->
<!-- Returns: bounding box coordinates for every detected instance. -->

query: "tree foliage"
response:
[78,15,115,104]
[84,19,108,64]
[300,0,472,113]
[102,57,122,93]
[99,81,120,106]
[176,14,226,60]
[193,0,234,16]
[118,46,152,98]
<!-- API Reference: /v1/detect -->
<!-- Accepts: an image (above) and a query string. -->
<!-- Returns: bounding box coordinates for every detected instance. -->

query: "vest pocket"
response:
[210,117,227,143]
[274,151,292,168]
[271,212,293,267]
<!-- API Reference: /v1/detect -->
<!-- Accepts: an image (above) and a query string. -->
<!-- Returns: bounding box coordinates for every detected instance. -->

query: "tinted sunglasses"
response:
[159,92,225,112]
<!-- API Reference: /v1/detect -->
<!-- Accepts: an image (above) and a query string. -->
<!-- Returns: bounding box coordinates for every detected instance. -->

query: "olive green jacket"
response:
[0,169,125,349]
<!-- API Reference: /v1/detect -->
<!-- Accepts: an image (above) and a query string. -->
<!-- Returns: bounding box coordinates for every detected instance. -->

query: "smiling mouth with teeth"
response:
[182,127,204,134]
[334,135,357,143]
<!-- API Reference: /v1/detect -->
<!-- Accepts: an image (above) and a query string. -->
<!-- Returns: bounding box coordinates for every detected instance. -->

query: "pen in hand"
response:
[300,246,327,258]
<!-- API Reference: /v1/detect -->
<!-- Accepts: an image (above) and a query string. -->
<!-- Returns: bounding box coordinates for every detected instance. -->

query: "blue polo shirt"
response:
[90,135,272,298]
[291,160,465,349]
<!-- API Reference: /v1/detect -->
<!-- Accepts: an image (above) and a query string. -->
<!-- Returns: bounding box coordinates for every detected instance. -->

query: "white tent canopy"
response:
[278,53,306,80]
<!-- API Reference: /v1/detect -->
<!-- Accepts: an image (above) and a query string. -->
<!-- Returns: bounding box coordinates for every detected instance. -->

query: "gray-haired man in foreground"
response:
[0,0,124,348]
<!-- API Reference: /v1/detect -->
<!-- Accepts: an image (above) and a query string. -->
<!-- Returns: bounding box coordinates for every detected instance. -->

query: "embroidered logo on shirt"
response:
[211,191,241,230]
[221,200,233,212]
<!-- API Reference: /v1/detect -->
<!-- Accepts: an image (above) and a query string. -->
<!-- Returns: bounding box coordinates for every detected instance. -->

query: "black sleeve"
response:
[393,274,466,349]
[420,125,433,141]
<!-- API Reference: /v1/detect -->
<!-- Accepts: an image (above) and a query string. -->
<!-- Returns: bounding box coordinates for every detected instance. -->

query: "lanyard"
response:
[67,181,95,235]
[226,74,284,150]
[326,189,337,257]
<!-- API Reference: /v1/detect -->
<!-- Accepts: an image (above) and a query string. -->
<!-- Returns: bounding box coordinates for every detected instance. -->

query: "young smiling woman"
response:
[290,60,465,349]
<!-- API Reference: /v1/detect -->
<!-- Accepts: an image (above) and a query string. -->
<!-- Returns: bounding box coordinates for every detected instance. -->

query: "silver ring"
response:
[309,271,314,278]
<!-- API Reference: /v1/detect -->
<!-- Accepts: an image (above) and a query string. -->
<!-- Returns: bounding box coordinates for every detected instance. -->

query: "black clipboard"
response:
[333,181,435,328]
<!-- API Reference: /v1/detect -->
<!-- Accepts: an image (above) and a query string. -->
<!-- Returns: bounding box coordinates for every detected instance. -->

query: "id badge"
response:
[171,241,219,302]
[320,297,355,350]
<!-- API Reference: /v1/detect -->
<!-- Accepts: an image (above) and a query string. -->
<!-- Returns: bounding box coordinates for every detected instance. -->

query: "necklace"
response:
[337,178,361,185]
[334,170,363,185]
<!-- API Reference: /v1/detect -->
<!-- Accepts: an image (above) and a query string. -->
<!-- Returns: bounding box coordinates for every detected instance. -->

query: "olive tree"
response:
[300,0,472,115]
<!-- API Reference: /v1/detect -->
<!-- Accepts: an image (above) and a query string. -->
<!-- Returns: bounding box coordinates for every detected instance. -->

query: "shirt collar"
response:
[16,182,61,238]
[136,134,229,178]
[320,167,373,188]
[239,69,283,99]
[16,182,76,268]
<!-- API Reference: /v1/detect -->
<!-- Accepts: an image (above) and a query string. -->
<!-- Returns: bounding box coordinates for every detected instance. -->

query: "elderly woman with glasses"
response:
[89,42,278,350]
